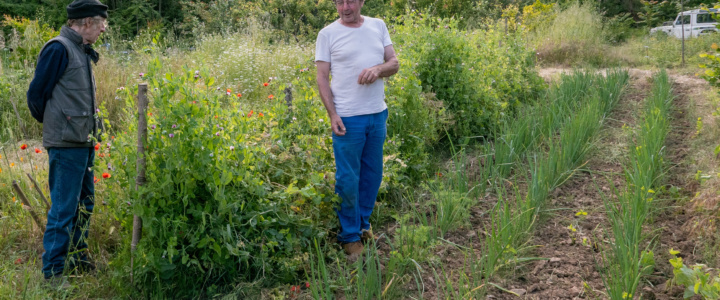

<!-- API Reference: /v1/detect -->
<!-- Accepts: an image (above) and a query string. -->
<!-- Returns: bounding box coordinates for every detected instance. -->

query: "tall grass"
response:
[533,2,609,66]
[602,70,674,300]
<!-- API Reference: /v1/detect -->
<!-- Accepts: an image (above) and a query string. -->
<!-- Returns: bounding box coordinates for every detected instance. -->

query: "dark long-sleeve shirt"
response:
[27,42,68,123]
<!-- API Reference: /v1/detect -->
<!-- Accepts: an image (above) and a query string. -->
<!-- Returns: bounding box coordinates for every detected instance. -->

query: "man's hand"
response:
[331,114,346,136]
[358,66,381,85]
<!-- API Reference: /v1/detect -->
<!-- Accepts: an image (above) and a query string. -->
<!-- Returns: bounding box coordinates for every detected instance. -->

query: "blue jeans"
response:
[333,109,388,243]
[42,147,95,279]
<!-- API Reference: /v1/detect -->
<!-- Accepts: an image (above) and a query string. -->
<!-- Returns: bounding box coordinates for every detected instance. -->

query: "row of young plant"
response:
[472,69,629,297]
[601,71,674,300]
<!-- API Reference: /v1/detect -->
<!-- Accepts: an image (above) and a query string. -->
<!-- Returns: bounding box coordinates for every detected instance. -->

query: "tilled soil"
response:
[488,69,708,299]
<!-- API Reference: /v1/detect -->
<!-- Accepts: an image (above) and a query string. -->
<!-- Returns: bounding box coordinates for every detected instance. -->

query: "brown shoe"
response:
[342,241,364,262]
[361,229,375,245]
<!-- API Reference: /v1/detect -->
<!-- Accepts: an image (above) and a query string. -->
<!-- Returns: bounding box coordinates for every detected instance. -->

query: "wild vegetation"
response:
[2,0,720,299]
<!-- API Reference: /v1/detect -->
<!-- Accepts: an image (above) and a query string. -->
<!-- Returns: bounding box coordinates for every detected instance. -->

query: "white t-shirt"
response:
[315,17,393,117]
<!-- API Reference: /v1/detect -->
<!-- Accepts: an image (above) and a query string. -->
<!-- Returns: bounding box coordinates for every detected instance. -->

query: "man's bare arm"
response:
[316,61,346,136]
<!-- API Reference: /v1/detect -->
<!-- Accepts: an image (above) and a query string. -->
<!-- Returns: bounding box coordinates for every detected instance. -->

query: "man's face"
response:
[335,0,363,25]
[79,17,107,44]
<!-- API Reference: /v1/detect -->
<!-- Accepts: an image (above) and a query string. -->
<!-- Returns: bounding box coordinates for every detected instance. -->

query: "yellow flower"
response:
[10,163,15,167]
[622,292,632,299]
[20,157,23,162]
[647,197,653,202]
[575,210,588,216]
[567,224,577,232]
[647,189,655,193]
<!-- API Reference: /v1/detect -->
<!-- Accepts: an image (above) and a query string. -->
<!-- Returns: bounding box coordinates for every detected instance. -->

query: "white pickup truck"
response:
[650,9,718,38]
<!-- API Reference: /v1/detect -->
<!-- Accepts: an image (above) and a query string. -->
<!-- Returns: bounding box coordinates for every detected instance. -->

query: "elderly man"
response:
[27,0,108,286]
[315,0,399,260]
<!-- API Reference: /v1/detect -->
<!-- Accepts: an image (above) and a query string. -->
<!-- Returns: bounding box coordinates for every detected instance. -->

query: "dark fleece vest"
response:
[39,26,99,148]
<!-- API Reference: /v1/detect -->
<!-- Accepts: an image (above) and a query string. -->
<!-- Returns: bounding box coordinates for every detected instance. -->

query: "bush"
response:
[392,12,544,139]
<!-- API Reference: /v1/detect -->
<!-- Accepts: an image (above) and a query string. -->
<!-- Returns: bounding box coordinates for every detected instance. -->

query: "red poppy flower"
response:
[236,93,242,98]
[20,144,27,150]
[305,282,310,288]
[226,88,231,93]
[102,172,111,179]
[34,148,42,154]
[259,112,264,117]
[95,143,101,151]
[94,176,98,183]
[248,110,254,117]
[111,136,115,139]
[268,95,274,99]
[99,153,105,158]
[263,82,269,87]
[14,258,22,265]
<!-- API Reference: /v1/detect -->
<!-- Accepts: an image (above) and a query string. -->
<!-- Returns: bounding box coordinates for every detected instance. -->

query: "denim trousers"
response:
[42,147,95,278]
[332,109,388,243]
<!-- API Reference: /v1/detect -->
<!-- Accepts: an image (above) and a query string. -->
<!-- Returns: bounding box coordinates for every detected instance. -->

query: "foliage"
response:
[670,251,720,299]
[106,61,339,296]
[392,12,544,140]
[1,16,58,67]
[698,5,720,89]
[521,0,557,33]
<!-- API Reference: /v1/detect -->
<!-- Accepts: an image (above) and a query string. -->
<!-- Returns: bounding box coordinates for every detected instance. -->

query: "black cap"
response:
[67,0,108,19]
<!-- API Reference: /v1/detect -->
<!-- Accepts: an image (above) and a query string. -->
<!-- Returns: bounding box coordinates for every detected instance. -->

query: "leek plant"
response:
[602,70,673,300]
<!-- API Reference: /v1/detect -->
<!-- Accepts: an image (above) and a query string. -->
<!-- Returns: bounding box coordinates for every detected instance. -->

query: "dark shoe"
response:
[342,241,364,263]
[45,274,72,290]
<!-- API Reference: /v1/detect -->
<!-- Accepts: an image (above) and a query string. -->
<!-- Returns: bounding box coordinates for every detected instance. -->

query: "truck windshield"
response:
[675,15,691,25]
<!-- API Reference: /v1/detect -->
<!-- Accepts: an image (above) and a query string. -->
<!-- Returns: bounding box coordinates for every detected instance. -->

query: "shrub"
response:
[392,12,544,140]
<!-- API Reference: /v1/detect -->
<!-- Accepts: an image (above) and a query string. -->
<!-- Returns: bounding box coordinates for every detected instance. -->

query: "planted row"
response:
[602,70,674,300]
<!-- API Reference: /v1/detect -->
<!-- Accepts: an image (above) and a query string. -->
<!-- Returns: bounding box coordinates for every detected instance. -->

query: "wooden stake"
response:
[130,83,149,284]
[26,173,50,213]
[12,180,45,232]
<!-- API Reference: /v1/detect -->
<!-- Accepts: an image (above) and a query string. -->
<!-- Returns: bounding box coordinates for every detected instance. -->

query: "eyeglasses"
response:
[335,0,358,6]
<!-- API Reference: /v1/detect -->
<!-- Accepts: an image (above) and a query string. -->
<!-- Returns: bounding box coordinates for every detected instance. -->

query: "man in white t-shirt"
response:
[315,0,399,261]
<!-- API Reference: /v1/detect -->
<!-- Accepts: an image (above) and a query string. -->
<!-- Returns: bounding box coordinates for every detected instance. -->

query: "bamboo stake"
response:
[12,180,45,232]
[26,173,50,212]
[130,83,148,284]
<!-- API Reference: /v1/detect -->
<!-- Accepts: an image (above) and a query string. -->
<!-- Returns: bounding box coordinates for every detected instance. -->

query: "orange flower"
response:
[102,172,111,179]
[226,88,232,93]
[34,148,42,154]
[111,136,115,139]
[94,176,98,183]
[268,95,274,99]
[259,112,264,117]
[20,144,27,150]
[263,82,269,87]
[236,93,242,98]
[10,163,15,167]
[95,143,101,151]
[248,110,254,117]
